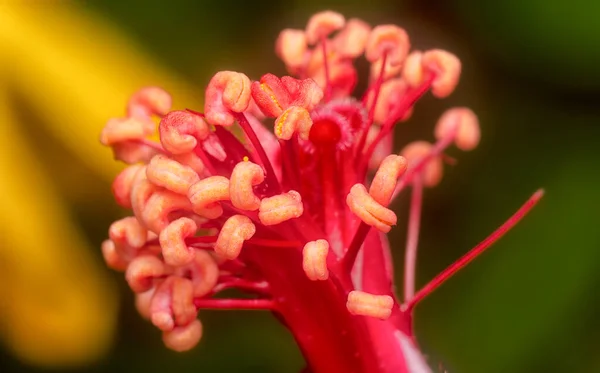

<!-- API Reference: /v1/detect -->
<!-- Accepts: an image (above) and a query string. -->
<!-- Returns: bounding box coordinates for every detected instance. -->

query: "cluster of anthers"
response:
[100,10,542,359]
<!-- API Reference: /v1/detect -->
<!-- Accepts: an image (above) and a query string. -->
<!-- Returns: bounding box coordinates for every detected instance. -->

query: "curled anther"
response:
[126,255,167,293]
[127,86,172,119]
[112,165,144,208]
[369,57,403,82]
[159,217,197,267]
[141,190,192,234]
[401,50,424,87]
[162,319,203,352]
[100,117,155,146]
[305,11,345,45]
[109,216,148,249]
[275,106,313,140]
[251,74,292,117]
[230,161,265,211]
[258,190,304,226]
[366,78,409,124]
[401,141,444,187]
[159,110,210,154]
[365,25,410,65]
[175,250,219,297]
[215,215,256,260]
[150,276,197,332]
[276,29,308,70]
[422,49,461,98]
[188,176,230,219]
[302,239,330,281]
[434,107,480,151]
[347,184,397,233]
[130,166,159,222]
[135,288,155,320]
[333,18,371,58]
[146,154,200,195]
[369,155,408,206]
[346,290,394,320]
[205,71,252,126]
[101,239,129,271]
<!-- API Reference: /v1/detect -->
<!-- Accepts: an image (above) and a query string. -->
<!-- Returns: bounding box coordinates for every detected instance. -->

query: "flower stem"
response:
[403,175,423,302]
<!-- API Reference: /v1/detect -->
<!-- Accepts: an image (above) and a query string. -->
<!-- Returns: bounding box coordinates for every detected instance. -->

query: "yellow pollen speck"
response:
[243,156,249,162]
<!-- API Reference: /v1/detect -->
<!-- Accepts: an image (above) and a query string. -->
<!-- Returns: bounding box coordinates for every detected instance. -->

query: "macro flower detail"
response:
[100,10,543,373]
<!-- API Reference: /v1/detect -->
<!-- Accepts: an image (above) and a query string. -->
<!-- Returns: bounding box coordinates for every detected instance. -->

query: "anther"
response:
[159,217,198,267]
[258,190,304,226]
[127,86,172,119]
[434,107,480,151]
[125,255,167,293]
[365,25,410,65]
[346,290,394,320]
[366,78,408,124]
[422,49,461,98]
[112,164,144,208]
[302,239,330,281]
[146,154,200,195]
[159,110,210,154]
[369,57,403,82]
[275,106,313,140]
[162,319,203,352]
[305,11,345,45]
[205,71,252,126]
[130,166,159,222]
[276,29,308,70]
[251,74,292,117]
[214,215,256,260]
[347,184,397,233]
[101,239,129,271]
[401,50,424,87]
[401,141,444,187]
[100,117,155,146]
[229,161,265,211]
[175,250,219,297]
[141,190,192,234]
[150,276,196,332]
[135,288,155,320]
[369,155,408,206]
[110,141,159,165]
[333,18,371,58]
[188,176,230,219]
[109,216,148,249]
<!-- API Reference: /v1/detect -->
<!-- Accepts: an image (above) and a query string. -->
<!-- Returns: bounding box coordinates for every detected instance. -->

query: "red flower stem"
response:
[194,298,276,311]
[403,189,545,312]
[234,112,281,194]
[403,175,424,302]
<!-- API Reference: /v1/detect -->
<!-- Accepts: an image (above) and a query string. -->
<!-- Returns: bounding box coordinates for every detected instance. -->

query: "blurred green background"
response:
[1,0,599,372]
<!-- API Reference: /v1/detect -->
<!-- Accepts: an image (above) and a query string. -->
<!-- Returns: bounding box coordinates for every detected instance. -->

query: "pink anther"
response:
[422,49,461,98]
[214,215,256,260]
[100,117,155,146]
[275,106,313,140]
[346,290,394,320]
[205,71,252,126]
[112,164,144,208]
[302,239,330,281]
[127,86,172,119]
[159,110,210,154]
[347,184,397,233]
[141,190,192,234]
[159,217,198,267]
[188,176,230,219]
[365,25,410,65]
[434,107,480,151]
[305,11,345,45]
[126,255,167,293]
[175,250,219,297]
[162,319,203,352]
[150,276,197,331]
[258,190,304,226]
[401,50,424,87]
[276,29,308,70]
[109,216,148,249]
[101,239,129,271]
[401,141,444,187]
[229,161,265,211]
[369,155,408,206]
[333,18,371,58]
[146,154,200,195]
[251,74,292,117]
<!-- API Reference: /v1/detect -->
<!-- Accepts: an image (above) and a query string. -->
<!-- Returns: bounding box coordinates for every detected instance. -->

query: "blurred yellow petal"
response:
[0,1,198,183]
[0,88,117,367]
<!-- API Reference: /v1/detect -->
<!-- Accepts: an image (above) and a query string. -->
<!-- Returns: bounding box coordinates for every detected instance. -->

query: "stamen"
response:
[125,255,167,293]
[188,176,230,219]
[346,290,393,320]
[127,86,172,119]
[404,189,545,311]
[229,160,265,211]
[215,215,256,260]
[302,239,330,281]
[141,190,192,234]
[134,288,155,320]
[434,107,480,151]
[159,217,197,266]
[365,25,410,66]
[159,110,210,154]
[205,71,252,126]
[403,175,424,302]
[275,29,308,71]
[101,239,129,271]
[112,165,144,208]
[251,74,292,117]
[146,154,200,195]
[274,106,313,140]
[151,276,197,331]
[333,18,371,58]
[421,50,461,98]
[401,141,444,188]
[100,117,155,146]
[258,190,304,226]
[347,184,397,233]
[305,11,345,45]
[109,216,148,249]
[176,250,220,297]
[162,319,203,352]
[369,155,408,206]
[402,50,424,87]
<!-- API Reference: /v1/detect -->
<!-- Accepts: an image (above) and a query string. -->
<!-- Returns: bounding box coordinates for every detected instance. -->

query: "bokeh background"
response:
[1,1,599,372]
